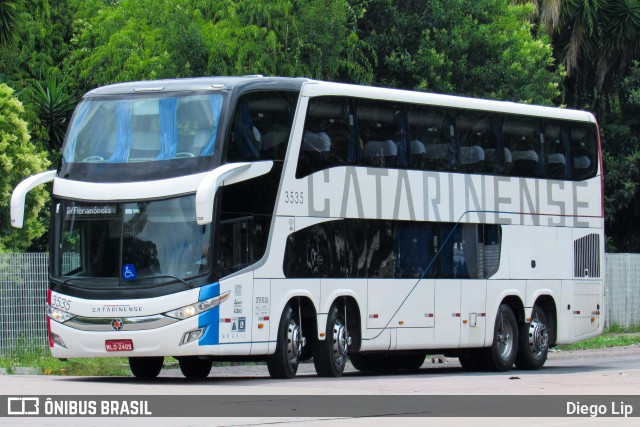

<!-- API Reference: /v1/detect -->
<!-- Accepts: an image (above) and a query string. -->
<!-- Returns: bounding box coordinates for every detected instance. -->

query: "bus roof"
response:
[84,76,595,123]
[302,80,596,123]
[84,76,308,96]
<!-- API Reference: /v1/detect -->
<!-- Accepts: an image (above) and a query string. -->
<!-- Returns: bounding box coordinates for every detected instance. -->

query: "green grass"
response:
[556,325,640,351]
[0,349,131,376]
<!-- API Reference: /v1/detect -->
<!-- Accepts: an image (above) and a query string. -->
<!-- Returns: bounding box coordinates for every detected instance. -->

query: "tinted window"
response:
[296,97,353,178]
[502,116,543,177]
[227,91,298,162]
[570,123,598,180]
[283,219,500,280]
[407,106,455,171]
[357,101,403,168]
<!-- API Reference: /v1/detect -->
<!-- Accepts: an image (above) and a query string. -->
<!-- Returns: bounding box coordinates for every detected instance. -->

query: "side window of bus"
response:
[502,116,543,178]
[456,111,499,174]
[407,107,455,172]
[394,222,437,278]
[283,220,501,279]
[282,220,346,278]
[438,223,483,279]
[227,91,298,162]
[296,97,352,178]
[544,121,571,179]
[356,101,403,168]
[570,124,597,180]
[217,215,269,279]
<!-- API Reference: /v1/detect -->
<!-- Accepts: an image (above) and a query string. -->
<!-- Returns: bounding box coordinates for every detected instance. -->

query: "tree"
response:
[0,83,50,252]
[27,76,76,151]
[0,0,18,47]
[600,61,640,251]
[65,0,371,93]
[528,0,640,111]
[358,0,562,104]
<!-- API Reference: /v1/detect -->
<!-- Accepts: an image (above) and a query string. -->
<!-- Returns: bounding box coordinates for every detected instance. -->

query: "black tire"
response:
[515,306,550,370]
[349,353,391,372]
[178,356,213,378]
[458,349,483,371]
[267,304,305,379]
[480,304,518,372]
[314,304,350,377]
[129,356,164,379]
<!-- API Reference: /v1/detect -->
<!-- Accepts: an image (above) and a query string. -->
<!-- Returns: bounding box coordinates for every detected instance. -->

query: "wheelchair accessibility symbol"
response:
[122,264,137,280]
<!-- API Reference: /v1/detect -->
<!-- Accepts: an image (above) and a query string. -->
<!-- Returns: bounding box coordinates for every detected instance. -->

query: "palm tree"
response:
[520,0,640,110]
[0,0,18,47]
[28,76,77,151]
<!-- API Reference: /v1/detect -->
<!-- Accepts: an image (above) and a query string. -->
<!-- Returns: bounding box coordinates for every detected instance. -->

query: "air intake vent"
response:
[574,233,600,278]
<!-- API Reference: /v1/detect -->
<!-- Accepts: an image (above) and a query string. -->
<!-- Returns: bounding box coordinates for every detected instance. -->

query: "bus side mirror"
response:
[10,170,57,228]
[195,161,273,225]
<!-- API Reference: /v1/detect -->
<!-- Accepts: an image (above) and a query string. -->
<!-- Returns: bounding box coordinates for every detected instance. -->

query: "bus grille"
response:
[574,233,600,278]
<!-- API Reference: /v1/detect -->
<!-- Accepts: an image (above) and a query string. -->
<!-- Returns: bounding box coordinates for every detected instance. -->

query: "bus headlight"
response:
[164,291,230,320]
[46,304,76,323]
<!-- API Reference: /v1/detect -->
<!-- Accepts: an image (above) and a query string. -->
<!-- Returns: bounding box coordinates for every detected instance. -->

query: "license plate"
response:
[105,339,134,352]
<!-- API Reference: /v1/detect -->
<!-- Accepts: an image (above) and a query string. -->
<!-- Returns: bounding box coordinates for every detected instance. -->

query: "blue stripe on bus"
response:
[198,282,220,346]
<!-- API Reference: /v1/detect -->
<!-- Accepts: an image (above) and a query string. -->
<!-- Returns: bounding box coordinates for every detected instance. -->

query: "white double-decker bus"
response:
[11,76,604,379]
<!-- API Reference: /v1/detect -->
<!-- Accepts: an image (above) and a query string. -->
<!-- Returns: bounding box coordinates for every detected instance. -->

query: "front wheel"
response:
[515,306,550,370]
[129,356,164,379]
[178,356,213,378]
[267,304,305,379]
[480,304,518,372]
[314,304,351,377]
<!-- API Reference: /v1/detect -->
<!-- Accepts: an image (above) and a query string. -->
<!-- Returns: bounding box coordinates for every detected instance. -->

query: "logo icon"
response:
[122,264,137,281]
[7,397,40,415]
[111,318,124,331]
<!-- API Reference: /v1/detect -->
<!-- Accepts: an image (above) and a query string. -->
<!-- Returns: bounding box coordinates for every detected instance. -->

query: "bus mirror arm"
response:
[195,161,273,225]
[10,170,57,229]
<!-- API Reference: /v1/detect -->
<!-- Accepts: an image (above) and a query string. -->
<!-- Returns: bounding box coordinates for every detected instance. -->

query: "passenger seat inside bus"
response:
[409,139,426,169]
[484,148,512,174]
[546,153,567,179]
[511,149,539,177]
[424,143,450,170]
[363,139,398,167]
[459,145,485,172]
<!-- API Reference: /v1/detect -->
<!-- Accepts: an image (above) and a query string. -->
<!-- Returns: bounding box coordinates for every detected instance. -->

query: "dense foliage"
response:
[0,84,50,252]
[0,0,638,251]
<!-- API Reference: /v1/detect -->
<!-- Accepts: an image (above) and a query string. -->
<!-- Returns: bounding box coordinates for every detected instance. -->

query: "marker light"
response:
[46,304,76,323]
[164,291,230,320]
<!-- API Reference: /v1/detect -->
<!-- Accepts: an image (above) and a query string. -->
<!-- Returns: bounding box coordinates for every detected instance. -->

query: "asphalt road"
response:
[2,345,640,426]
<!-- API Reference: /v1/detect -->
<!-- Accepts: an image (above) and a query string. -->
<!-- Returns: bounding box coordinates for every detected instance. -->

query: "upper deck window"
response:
[63,93,223,164]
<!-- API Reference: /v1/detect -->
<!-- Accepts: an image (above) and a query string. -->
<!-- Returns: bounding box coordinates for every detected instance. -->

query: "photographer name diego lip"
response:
[567,400,633,417]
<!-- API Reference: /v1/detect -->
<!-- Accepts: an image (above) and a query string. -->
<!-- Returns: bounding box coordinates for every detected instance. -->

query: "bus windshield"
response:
[62,93,223,164]
[53,195,211,287]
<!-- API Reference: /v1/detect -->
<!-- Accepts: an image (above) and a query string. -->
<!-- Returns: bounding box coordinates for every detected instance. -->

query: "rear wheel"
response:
[178,357,213,378]
[314,304,350,377]
[267,304,305,379]
[515,306,550,370]
[129,357,164,379]
[480,304,518,372]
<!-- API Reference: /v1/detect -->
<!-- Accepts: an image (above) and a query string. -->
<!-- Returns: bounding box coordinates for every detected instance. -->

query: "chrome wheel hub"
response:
[332,319,351,366]
[528,318,549,355]
[287,319,304,365]
[496,318,514,359]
